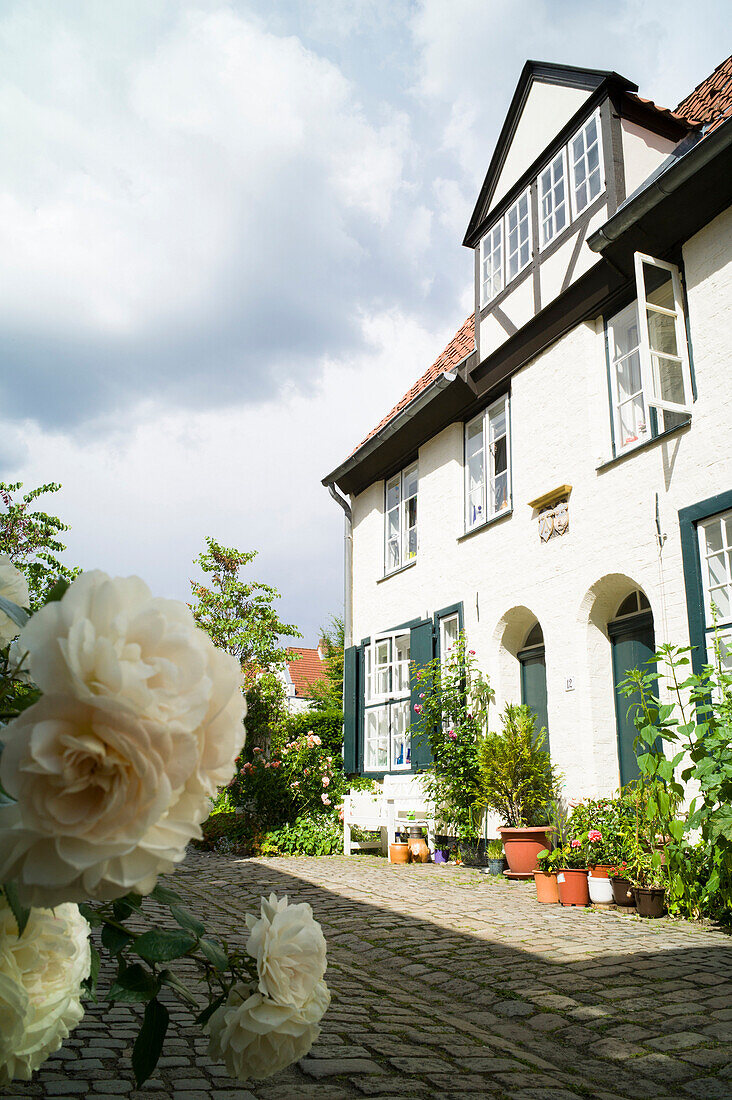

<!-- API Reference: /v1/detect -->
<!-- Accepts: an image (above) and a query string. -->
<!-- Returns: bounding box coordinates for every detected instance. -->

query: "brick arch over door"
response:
[577,573,655,794]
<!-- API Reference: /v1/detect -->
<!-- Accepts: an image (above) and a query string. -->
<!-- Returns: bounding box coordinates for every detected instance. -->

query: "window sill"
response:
[596,419,691,473]
[457,507,513,542]
[377,559,417,584]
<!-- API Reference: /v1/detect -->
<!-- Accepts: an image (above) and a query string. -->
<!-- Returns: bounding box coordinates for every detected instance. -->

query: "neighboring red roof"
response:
[287,647,326,698]
[346,56,731,462]
[675,53,732,135]
[351,314,475,455]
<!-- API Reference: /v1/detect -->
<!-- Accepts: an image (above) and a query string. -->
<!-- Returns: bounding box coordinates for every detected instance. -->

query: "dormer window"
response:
[506,190,531,281]
[570,110,604,216]
[479,188,531,305]
[480,222,503,305]
[539,149,568,248]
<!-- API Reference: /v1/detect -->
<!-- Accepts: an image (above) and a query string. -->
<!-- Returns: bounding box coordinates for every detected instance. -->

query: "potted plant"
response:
[534,846,562,903]
[486,839,505,876]
[608,861,634,906]
[477,704,560,877]
[556,838,590,906]
[626,849,667,917]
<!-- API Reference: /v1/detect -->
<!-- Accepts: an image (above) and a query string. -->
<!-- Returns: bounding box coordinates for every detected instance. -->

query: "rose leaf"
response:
[198,936,229,971]
[169,904,205,939]
[2,882,30,936]
[132,998,169,1087]
[133,929,197,963]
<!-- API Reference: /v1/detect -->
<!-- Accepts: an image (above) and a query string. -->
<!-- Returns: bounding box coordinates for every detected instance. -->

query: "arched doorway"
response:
[608,590,654,786]
[517,622,549,753]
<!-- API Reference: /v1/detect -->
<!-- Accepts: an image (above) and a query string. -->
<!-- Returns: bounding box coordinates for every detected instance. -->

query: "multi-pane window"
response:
[480,222,503,305]
[606,253,692,454]
[570,111,603,215]
[539,149,568,248]
[384,462,418,574]
[440,614,459,664]
[697,513,732,674]
[505,190,531,282]
[465,395,510,531]
[364,632,411,771]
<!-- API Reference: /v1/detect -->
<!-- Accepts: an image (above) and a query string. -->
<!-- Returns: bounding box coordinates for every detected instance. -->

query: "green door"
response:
[519,645,549,754]
[609,611,655,786]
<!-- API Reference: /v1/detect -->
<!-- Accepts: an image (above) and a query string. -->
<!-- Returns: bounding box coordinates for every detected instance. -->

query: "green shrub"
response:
[260,813,343,856]
[477,704,559,828]
[282,709,343,758]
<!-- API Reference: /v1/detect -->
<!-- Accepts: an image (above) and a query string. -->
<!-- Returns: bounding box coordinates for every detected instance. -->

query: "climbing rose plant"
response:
[0,565,330,1086]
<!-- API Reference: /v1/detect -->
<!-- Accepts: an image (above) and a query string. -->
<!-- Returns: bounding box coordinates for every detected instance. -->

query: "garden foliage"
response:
[477,703,559,828]
[0,481,79,608]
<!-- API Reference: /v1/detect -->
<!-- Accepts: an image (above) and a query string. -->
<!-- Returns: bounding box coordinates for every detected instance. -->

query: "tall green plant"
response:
[476,704,559,828]
[0,481,79,608]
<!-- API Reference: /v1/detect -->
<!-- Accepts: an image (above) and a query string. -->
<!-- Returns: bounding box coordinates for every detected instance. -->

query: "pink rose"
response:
[271,760,281,769]
[414,704,422,714]
[313,735,322,746]
[321,794,331,805]
[322,776,330,788]
[253,746,263,753]
[447,730,457,741]
[338,808,344,822]
[469,650,475,655]
[419,693,425,699]
[588,830,602,842]
[571,839,581,849]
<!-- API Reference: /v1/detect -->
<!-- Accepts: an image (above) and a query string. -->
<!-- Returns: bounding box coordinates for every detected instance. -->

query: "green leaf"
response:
[78,902,103,927]
[83,946,101,1002]
[132,998,169,1087]
[43,577,70,604]
[195,993,226,1027]
[2,883,30,936]
[133,929,196,963]
[150,884,182,906]
[0,595,29,630]
[101,922,134,956]
[199,936,228,970]
[109,964,160,1003]
[169,905,205,939]
[113,898,136,921]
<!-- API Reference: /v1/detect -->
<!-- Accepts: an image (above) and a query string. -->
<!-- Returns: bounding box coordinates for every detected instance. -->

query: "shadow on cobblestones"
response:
[7,850,732,1100]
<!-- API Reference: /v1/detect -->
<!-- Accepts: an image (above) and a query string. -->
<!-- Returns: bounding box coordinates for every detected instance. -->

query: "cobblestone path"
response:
[8,849,732,1100]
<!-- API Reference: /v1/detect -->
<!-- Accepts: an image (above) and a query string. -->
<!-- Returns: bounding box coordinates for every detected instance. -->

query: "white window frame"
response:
[569,109,605,219]
[464,395,511,532]
[479,221,503,306]
[606,253,693,455]
[697,513,732,670]
[504,187,532,283]
[364,630,412,773]
[439,613,460,666]
[384,462,418,575]
[538,147,569,250]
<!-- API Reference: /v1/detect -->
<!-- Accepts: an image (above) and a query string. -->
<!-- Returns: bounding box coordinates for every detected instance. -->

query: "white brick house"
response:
[323,57,732,800]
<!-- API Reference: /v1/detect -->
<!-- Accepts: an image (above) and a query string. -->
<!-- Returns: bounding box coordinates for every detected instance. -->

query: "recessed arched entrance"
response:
[608,589,655,786]
[517,622,549,753]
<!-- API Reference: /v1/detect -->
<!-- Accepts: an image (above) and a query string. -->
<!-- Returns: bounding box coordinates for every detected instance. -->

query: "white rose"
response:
[246,894,326,1009]
[0,555,29,646]
[206,979,329,1081]
[0,897,90,1083]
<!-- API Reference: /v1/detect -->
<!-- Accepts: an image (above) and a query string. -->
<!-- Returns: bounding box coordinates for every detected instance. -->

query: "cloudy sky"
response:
[1,0,728,641]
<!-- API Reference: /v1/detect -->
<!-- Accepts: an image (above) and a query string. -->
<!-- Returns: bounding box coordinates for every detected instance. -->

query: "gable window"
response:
[539,149,568,248]
[480,222,503,305]
[606,253,692,454]
[570,111,604,216]
[697,513,732,673]
[385,462,418,574]
[505,189,531,282]
[465,395,511,531]
[364,631,411,771]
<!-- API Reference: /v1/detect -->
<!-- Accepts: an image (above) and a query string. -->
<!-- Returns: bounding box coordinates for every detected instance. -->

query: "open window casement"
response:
[634,252,693,418]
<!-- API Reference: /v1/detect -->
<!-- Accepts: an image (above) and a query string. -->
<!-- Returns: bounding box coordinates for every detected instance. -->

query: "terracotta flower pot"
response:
[389,843,410,865]
[408,837,430,863]
[557,869,590,906]
[610,875,634,907]
[533,870,559,904]
[498,826,552,875]
[633,887,666,918]
[588,864,612,878]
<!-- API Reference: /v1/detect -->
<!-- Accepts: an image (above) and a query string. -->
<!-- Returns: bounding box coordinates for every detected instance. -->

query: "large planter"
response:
[389,842,410,865]
[557,869,590,907]
[498,826,553,876]
[633,887,666,918]
[588,867,614,906]
[533,870,560,904]
[610,875,635,907]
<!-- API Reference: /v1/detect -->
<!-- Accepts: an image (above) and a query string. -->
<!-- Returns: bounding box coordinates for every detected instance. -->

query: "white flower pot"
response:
[588,870,614,905]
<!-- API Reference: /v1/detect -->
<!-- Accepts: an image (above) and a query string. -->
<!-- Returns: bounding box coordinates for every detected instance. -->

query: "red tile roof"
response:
[287,647,326,698]
[675,53,732,135]
[347,55,732,463]
[351,314,474,455]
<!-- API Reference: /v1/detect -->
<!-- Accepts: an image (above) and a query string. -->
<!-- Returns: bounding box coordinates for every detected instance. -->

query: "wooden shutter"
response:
[409,619,435,771]
[343,645,359,774]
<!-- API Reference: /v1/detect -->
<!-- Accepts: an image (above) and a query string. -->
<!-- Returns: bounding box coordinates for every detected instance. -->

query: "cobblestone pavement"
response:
[7,850,732,1100]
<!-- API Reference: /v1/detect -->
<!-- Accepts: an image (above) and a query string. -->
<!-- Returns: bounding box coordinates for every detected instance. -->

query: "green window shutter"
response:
[409,620,435,771]
[343,645,359,774]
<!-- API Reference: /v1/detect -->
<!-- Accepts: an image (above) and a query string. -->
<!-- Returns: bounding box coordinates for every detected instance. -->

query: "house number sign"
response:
[565,677,575,691]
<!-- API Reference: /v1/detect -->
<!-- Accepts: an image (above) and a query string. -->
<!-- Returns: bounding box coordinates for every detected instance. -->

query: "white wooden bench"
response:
[343,790,388,856]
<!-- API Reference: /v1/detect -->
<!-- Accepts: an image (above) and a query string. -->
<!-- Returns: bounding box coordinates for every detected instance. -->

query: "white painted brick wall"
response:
[350,206,732,800]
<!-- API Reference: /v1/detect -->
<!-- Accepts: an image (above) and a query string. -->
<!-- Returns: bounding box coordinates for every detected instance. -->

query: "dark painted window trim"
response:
[433,602,465,662]
[679,489,732,675]
[378,559,417,584]
[595,419,690,473]
[458,507,513,542]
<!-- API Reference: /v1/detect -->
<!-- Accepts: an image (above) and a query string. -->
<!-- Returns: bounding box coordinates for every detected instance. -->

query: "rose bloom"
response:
[321,776,330,788]
[0,572,245,905]
[413,704,422,714]
[0,556,29,647]
[312,735,321,746]
[321,795,331,806]
[246,894,327,1009]
[207,980,329,1081]
[447,731,457,741]
[0,898,90,1083]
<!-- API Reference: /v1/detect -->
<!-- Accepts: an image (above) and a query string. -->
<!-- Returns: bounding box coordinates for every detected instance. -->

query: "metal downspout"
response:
[327,483,353,649]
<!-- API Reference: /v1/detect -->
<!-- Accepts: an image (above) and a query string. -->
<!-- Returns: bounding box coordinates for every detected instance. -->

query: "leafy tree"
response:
[0,481,79,609]
[307,615,345,711]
